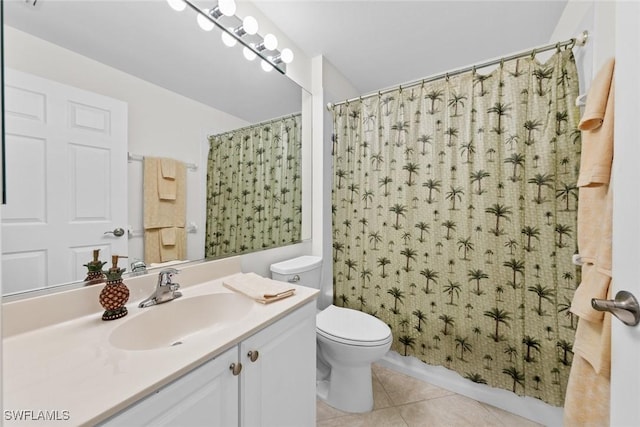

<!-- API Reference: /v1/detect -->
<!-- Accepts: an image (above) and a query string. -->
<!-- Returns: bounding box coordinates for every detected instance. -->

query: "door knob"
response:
[592,290,640,326]
[104,227,125,237]
[229,362,242,376]
[247,350,259,362]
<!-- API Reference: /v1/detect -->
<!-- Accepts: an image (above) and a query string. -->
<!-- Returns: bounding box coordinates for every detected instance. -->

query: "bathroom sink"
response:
[109,293,254,351]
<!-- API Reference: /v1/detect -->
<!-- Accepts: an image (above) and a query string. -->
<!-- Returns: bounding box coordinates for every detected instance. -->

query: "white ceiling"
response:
[4,0,568,121]
[255,0,568,94]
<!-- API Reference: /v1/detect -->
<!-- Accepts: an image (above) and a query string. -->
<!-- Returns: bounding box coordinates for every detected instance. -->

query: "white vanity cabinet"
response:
[99,346,239,426]
[240,300,316,427]
[100,301,316,427]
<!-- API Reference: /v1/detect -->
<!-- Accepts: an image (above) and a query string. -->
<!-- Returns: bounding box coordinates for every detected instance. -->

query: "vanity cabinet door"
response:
[239,301,316,427]
[100,347,239,427]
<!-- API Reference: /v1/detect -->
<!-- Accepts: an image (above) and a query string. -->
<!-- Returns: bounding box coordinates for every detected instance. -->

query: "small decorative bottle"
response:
[84,249,107,284]
[99,255,130,321]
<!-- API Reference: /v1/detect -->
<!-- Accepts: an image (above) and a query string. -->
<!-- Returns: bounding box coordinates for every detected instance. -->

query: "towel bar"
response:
[128,153,198,171]
[128,224,198,238]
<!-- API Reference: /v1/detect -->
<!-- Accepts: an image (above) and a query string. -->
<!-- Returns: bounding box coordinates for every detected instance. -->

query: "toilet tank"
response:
[270,256,322,290]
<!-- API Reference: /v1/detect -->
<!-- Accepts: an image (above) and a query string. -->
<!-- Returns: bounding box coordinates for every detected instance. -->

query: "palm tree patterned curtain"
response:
[332,49,580,406]
[205,114,302,257]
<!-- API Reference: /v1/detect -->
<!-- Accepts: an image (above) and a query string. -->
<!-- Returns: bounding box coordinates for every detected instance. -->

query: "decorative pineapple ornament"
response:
[84,249,107,284]
[99,255,130,321]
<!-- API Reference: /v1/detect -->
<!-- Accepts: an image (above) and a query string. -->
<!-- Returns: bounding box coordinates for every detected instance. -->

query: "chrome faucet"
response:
[138,268,182,308]
[130,259,147,275]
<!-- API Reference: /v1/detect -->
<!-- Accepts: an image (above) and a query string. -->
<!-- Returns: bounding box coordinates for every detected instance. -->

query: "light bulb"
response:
[243,46,257,61]
[197,11,215,31]
[218,0,236,16]
[263,33,278,51]
[242,16,258,35]
[261,60,273,72]
[281,48,294,64]
[166,0,186,11]
[221,29,237,47]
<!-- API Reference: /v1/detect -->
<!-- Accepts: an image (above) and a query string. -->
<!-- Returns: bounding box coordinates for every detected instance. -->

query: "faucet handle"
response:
[160,268,180,276]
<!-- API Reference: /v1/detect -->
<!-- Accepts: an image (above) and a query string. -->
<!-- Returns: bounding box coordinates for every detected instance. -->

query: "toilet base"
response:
[318,364,374,413]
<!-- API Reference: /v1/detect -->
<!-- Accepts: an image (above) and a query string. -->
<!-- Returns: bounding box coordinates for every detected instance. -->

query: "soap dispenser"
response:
[99,255,130,321]
[84,249,107,284]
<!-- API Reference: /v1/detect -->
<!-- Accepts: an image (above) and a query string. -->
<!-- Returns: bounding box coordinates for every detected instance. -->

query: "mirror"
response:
[2,0,309,296]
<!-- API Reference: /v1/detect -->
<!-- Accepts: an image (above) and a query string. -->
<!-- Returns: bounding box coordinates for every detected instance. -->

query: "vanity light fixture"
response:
[261,60,274,73]
[217,0,237,16]
[172,0,292,74]
[237,16,259,37]
[243,46,258,61]
[167,0,187,12]
[272,48,294,64]
[197,10,215,31]
[256,34,278,52]
[221,27,238,47]
[197,0,235,27]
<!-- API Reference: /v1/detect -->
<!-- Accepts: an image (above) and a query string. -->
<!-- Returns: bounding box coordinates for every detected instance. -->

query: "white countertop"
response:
[2,258,318,426]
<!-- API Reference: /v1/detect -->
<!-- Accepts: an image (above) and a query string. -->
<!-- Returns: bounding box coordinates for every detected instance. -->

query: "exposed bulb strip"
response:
[174,0,291,74]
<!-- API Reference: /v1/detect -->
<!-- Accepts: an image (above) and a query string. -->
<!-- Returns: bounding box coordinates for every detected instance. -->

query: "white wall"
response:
[310,56,359,308]
[4,26,249,264]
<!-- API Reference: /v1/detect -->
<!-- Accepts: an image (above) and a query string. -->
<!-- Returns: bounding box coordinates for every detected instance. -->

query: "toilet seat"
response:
[316,305,392,347]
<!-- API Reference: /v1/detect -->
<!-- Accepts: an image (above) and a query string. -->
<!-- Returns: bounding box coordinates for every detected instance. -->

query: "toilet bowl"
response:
[270,256,392,413]
[316,304,392,412]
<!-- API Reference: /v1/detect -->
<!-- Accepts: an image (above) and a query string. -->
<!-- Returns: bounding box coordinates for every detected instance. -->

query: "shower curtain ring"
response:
[556,42,561,52]
[531,49,537,59]
[569,38,576,49]
[500,58,504,68]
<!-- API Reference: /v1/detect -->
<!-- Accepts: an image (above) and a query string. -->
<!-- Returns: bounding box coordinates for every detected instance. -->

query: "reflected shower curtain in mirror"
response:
[332,49,580,406]
[205,114,302,257]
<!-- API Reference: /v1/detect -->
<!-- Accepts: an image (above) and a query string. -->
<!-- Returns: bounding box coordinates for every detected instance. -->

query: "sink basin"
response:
[109,293,254,351]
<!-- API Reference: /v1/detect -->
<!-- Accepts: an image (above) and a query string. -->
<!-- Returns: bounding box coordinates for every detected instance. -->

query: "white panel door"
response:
[2,69,127,294]
[611,2,640,425]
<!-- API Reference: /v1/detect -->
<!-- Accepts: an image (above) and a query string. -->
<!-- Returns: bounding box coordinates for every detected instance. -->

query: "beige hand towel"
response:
[144,157,186,229]
[223,272,295,304]
[160,227,177,246]
[158,158,177,200]
[144,227,186,264]
[161,158,177,179]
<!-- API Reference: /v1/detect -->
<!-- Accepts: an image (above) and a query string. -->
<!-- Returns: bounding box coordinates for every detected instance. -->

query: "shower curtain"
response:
[205,114,302,257]
[332,49,580,406]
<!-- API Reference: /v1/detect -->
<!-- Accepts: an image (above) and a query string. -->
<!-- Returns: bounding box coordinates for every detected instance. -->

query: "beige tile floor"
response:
[317,364,543,427]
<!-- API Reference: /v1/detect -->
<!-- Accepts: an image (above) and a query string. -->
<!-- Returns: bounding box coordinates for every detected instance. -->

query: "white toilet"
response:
[271,256,392,413]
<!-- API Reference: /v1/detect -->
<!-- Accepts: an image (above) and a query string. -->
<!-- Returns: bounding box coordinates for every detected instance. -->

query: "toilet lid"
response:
[316,305,391,344]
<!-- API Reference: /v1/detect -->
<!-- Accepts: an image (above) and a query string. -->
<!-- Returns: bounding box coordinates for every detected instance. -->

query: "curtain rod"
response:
[208,112,301,140]
[327,30,589,111]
